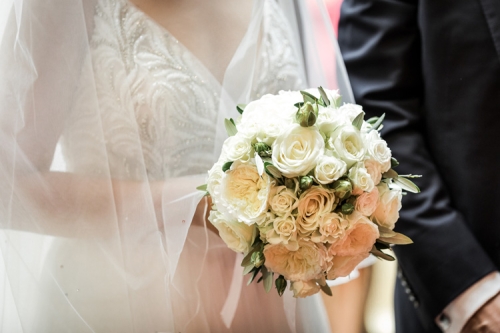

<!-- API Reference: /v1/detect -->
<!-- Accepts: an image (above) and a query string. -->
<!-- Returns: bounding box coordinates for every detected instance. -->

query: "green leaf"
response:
[375,240,391,250]
[320,282,332,297]
[377,225,397,238]
[370,245,396,261]
[224,118,237,136]
[264,162,282,179]
[394,177,420,193]
[196,184,207,192]
[300,90,319,104]
[262,266,273,293]
[368,113,385,132]
[378,232,414,245]
[398,174,423,179]
[222,161,234,173]
[236,104,246,115]
[241,250,254,268]
[243,263,255,275]
[334,96,342,108]
[382,169,398,179]
[352,111,365,131]
[391,157,400,168]
[318,86,330,106]
[247,266,261,285]
[366,116,379,125]
[294,102,304,109]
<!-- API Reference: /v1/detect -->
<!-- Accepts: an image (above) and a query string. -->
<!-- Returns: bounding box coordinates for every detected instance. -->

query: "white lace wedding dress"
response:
[21,0,331,332]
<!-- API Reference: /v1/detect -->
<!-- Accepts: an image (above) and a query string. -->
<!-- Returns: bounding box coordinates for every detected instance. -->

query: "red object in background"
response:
[325,0,343,36]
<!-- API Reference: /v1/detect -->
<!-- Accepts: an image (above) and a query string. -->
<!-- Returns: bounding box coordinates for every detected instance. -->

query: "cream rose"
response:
[290,280,321,298]
[329,125,366,168]
[310,212,348,244]
[314,154,347,185]
[364,130,392,172]
[272,124,325,178]
[221,161,270,224]
[222,134,253,162]
[208,210,257,254]
[326,253,369,280]
[372,183,402,230]
[355,186,379,216]
[329,212,379,257]
[207,161,226,205]
[269,185,299,216]
[265,213,298,248]
[297,186,336,235]
[364,159,383,185]
[348,162,375,195]
[263,241,329,281]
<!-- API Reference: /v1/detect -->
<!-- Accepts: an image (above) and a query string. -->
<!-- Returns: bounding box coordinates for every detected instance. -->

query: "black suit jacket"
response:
[338,0,500,331]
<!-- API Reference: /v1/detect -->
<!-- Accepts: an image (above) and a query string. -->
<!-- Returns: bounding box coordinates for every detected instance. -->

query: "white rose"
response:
[238,92,300,144]
[338,103,364,122]
[329,125,365,168]
[290,280,321,298]
[326,253,369,280]
[364,130,392,172]
[265,213,298,248]
[364,159,383,185]
[272,124,325,178]
[329,211,379,257]
[317,107,350,134]
[264,241,329,281]
[207,161,226,206]
[269,185,299,216]
[310,212,348,244]
[314,154,347,185]
[355,186,379,216]
[297,186,336,236]
[222,134,253,162]
[208,210,257,254]
[220,161,271,224]
[348,162,375,195]
[372,183,402,230]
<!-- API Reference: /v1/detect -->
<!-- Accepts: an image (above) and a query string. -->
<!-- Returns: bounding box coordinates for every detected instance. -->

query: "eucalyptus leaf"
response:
[300,90,318,104]
[255,152,265,176]
[262,266,273,293]
[394,177,420,193]
[320,282,333,297]
[236,104,246,115]
[352,111,365,131]
[378,232,414,245]
[366,116,379,125]
[196,184,207,192]
[370,246,396,261]
[318,86,330,106]
[222,161,234,173]
[368,113,385,132]
[375,240,391,250]
[224,118,237,136]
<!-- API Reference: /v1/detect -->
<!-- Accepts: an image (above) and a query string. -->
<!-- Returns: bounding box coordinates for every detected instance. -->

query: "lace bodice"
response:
[61,0,303,180]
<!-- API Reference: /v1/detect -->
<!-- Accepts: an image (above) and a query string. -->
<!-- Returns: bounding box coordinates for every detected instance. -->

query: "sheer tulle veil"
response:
[0,0,354,331]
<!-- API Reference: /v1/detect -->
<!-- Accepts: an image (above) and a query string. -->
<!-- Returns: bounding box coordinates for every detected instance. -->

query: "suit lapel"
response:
[478,0,500,62]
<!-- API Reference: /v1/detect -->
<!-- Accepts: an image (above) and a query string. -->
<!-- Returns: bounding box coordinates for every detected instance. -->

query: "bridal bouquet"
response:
[198,87,419,298]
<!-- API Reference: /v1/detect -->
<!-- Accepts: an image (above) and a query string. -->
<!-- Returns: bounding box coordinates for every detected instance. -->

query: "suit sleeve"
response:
[338,0,497,329]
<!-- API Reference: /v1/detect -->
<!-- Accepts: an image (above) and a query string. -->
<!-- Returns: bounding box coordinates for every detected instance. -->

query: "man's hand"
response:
[462,293,500,333]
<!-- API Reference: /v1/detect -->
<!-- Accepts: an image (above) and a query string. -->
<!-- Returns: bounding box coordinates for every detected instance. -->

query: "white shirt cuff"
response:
[435,271,500,332]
